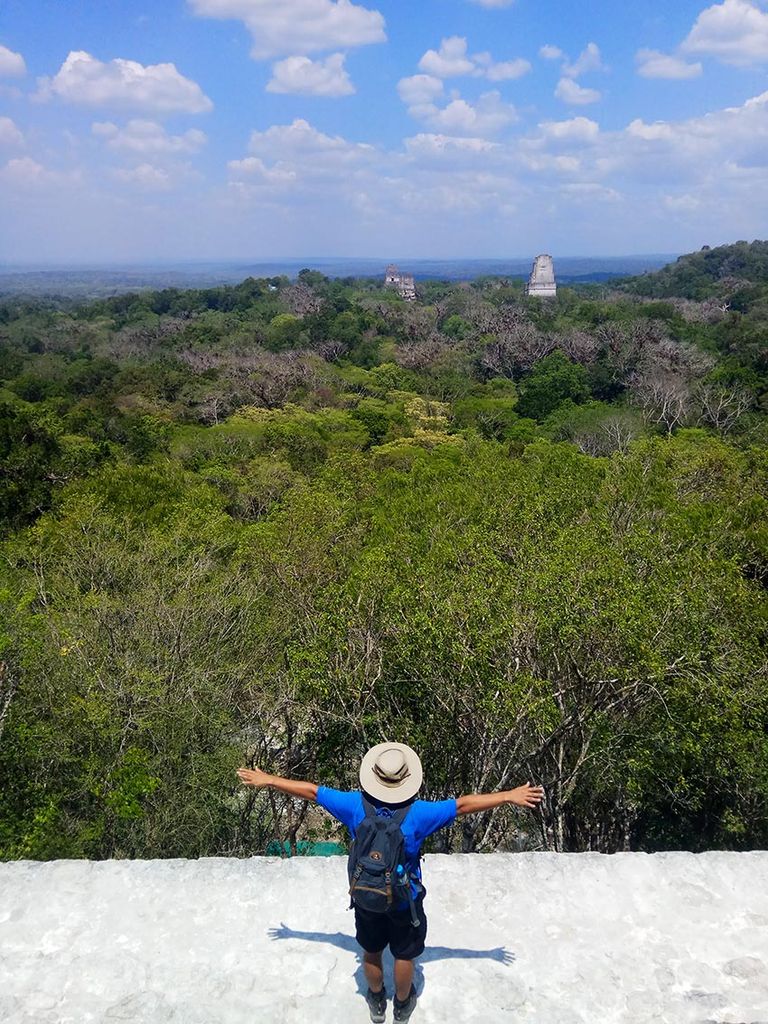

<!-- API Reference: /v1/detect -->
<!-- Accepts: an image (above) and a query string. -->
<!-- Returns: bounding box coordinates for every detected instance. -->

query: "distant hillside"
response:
[0,255,676,299]
[623,240,768,300]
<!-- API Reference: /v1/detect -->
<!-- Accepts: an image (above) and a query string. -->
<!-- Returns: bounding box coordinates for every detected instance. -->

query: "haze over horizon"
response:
[1,0,767,263]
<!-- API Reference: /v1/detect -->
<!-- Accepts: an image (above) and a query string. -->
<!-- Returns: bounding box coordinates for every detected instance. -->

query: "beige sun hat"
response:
[359,742,423,804]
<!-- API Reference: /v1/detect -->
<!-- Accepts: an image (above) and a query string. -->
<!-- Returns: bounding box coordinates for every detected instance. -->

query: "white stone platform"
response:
[1,852,767,1024]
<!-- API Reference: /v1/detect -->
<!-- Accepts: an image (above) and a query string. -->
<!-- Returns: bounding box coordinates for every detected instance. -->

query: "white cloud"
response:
[37,51,213,114]
[626,118,674,141]
[636,49,703,79]
[419,37,477,78]
[428,92,517,136]
[563,42,606,78]
[92,120,207,154]
[624,89,768,157]
[416,36,531,82]
[540,44,564,61]
[404,133,500,158]
[227,156,297,184]
[555,78,601,105]
[0,44,26,77]
[402,88,517,137]
[539,117,600,142]
[483,57,531,81]
[187,0,386,59]
[247,118,376,168]
[682,0,768,66]
[226,118,381,209]
[0,156,79,187]
[397,74,445,115]
[267,53,354,96]
[0,116,24,147]
[113,162,173,190]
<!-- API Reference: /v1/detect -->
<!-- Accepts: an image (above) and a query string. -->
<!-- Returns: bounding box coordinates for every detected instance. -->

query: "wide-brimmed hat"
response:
[359,742,423,804]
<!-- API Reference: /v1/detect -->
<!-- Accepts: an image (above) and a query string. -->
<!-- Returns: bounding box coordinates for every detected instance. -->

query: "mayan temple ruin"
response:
[384,264,417,302]
[526,254,557,298]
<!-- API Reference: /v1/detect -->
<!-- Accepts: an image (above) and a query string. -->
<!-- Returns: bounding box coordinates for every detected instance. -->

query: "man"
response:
[237,742,544,1023]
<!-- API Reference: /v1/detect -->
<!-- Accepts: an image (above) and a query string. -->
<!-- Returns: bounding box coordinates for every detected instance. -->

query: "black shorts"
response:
[355,898,427,961]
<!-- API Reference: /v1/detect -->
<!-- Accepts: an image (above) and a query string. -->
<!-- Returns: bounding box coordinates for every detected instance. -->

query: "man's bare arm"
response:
[456,782,544,816]
[237,767,319,802]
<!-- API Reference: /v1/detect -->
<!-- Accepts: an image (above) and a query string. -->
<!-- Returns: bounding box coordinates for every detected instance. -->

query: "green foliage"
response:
[1,251,768,859]
[517,352,590,420]
[624,240,768,301]
[0,402,61,529]
[265,313,305,352]
[452,396,521,440]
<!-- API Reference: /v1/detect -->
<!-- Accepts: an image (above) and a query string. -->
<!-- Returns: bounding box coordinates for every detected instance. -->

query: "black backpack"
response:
[348,795,420,926]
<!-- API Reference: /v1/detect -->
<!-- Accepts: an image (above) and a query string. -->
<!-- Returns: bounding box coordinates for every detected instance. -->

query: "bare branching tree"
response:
[696,383,754,434]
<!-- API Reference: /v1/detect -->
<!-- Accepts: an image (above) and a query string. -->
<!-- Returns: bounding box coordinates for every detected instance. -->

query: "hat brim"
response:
[359,742,423,804]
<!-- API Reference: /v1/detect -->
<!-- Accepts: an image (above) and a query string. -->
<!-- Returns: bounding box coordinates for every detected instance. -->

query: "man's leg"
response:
[393,958,414,1002]
[363,950,384,994]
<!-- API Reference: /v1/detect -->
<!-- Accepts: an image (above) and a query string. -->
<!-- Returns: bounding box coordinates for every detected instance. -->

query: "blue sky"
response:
[1,0,767,262]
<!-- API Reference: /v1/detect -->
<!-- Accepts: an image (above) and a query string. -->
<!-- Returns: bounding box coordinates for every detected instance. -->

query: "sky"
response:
[1,0,767,263]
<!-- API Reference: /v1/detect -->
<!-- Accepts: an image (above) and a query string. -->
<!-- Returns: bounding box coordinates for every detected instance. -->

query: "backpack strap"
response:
[361,794,378,819]
[391,805,410,826]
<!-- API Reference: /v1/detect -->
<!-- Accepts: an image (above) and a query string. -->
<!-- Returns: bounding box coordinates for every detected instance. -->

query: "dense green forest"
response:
[1,242,767,860]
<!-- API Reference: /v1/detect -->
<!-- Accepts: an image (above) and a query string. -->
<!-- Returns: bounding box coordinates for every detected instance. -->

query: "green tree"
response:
[517,351,590,420]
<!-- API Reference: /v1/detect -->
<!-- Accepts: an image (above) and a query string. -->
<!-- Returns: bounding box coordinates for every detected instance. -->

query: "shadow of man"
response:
[268,922,516,998]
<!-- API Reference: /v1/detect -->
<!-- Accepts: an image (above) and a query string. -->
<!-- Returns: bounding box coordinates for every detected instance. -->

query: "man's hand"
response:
[237,767,273,789]
[509,782,545,808]
[236,768,319,802]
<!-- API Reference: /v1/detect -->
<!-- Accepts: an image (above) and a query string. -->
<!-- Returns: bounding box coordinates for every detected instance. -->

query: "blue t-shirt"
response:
[317,787,457,896]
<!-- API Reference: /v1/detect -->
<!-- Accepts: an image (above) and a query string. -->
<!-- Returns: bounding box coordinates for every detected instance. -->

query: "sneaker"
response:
[393,985,417,1023]
[366,986,387,1024]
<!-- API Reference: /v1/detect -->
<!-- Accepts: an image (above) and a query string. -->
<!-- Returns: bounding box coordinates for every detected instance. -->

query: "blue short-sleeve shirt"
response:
[317,787,457,895]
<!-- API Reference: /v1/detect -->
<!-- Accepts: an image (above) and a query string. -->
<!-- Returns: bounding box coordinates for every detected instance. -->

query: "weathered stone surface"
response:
[384,264,416,301]
[1,852,767,1023]
[527,254,557,297]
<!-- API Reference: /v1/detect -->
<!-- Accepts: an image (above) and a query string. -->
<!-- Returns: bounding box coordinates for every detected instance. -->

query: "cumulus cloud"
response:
[540,44,564,61]
[538,117,600,142]
[0,44,26,77]
[246,118,376,168]
[37,51,213,113]
[425,92,517,136]
[267,53,354,96]
[480,56,531,81]
[0,116,24,148]
[400,81,517,137]
[113,162,173,189]
[416,36,531,82]
[624,89,768,159]
[397,74,444,110]
[226,117,382,208]
[636,49,703,79]
[404,133,499,158]
[0,156,79,187]
[563,42,606,78]
[92,120,207,154]
[528,89,768,192]
[187,0,386,59]
[682,0,768,66]
[227,156,297,184]
[555,78,601,105]
[419,37,477,78]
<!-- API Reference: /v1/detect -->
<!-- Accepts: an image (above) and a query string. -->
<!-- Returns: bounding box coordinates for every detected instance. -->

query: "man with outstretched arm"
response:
[238,742,544,1023]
